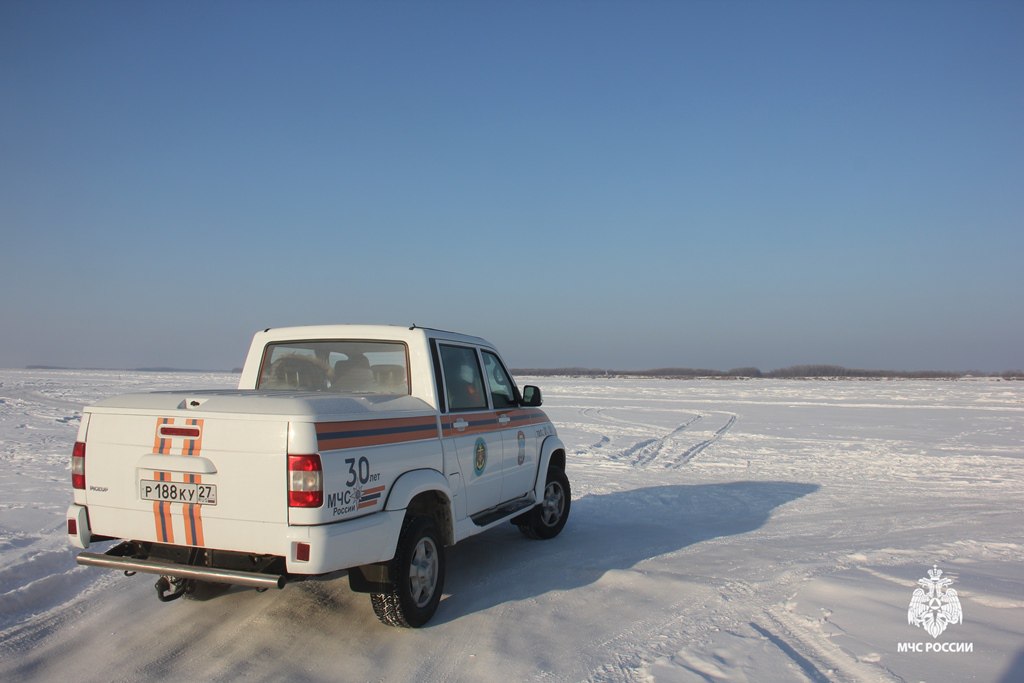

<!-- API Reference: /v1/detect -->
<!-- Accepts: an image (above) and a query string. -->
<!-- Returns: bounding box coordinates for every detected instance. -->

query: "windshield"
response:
[256,340,410,394]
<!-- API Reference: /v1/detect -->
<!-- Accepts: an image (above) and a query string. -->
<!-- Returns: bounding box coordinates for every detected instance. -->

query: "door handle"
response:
[137,454,217,474]
[497,414,511,425]
[453,418,469,431]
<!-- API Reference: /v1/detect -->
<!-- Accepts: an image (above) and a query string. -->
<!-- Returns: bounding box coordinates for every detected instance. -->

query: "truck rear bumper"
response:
[69,497,407,582]
[67,504,92,549]
[76,544,286,590]
[286,508,406,574]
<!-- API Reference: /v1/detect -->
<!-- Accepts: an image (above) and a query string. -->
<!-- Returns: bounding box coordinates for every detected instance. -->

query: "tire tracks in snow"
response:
[612,412,737,469]
[611,415,701,467]
[673,413,737,468]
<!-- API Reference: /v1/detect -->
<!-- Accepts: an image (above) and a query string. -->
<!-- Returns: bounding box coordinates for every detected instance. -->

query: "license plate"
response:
[140,480,218,506]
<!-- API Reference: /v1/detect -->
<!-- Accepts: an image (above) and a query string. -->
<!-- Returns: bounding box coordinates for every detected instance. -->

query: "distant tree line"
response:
[25,365,237,373]
[23,364,1022,381]
[512,365,1024,380]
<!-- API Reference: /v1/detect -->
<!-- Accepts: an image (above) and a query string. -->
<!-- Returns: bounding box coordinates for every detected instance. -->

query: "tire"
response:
[517,467,571,540]
[370,516,445,627]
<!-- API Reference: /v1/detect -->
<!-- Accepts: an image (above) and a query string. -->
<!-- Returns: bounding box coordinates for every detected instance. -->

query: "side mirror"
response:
[521,385,543,407]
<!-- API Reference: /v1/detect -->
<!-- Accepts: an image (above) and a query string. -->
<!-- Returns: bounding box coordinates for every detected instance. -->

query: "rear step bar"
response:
[77,550,286,590]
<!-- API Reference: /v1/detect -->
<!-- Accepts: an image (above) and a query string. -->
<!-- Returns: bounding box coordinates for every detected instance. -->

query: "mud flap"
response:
[348,562,392,594]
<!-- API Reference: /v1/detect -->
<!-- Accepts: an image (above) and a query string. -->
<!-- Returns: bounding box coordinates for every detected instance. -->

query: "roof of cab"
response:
[253,324,493,348]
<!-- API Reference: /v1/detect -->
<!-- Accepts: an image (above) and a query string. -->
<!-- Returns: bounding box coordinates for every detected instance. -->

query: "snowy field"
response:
[1,369,1022,683]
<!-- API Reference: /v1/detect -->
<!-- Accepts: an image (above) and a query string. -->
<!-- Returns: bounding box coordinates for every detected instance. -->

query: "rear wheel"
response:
[517,467,571,540]
[370,516,445,627]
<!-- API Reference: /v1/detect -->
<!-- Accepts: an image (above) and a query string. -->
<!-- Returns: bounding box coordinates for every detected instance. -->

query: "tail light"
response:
[72,441,86,489]
[288,454,323,507]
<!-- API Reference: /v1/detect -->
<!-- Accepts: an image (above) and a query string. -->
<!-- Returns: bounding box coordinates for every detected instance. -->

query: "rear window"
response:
[257,340,410,395]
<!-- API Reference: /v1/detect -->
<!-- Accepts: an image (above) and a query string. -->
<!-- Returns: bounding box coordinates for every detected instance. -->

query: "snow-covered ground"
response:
[1,369,1021,682]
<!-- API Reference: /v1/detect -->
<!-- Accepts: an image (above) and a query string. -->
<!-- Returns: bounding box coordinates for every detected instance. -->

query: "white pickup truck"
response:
[67,324,569,627]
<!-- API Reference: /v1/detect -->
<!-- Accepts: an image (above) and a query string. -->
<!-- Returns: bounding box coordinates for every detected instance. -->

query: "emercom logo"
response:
[898,565,974,655]
[907,565,963,638]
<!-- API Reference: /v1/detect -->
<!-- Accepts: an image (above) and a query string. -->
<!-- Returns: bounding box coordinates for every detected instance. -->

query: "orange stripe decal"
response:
[152,499,165,541]
[153,471,175,544]
[440,409,552,438]
[153,416,174,454]
[316,415,439,451]
[147,416,208,547]
[151,418,175,542]
[181,418,205,547]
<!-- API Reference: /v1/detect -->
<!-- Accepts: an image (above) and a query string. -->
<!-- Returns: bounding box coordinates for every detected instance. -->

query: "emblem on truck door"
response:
[474,437,487,476]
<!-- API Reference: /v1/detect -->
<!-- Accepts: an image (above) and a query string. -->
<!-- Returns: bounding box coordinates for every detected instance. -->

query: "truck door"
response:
[437,343,502,516]
[481,350,539,502]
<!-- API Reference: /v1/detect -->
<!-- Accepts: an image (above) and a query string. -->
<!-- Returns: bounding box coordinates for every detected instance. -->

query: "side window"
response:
[440,345,488,412]
[482,351,518,409]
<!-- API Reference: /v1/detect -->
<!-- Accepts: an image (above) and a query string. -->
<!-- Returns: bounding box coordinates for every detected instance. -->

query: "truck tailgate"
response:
[83,410,288,552]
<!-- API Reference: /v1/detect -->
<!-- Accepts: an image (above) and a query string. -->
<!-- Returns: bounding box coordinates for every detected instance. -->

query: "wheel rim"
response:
[408,536,439,608]
[540,480,565,527]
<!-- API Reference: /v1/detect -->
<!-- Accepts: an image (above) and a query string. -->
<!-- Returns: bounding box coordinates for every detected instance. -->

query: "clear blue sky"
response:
[2,1,1022,372]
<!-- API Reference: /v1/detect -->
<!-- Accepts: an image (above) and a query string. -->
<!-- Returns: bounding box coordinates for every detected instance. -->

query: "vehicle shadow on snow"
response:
[433,480,819,625]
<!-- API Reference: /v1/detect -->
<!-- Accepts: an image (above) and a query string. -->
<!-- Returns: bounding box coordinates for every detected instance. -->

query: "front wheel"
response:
[370,516,445,627]
[517,467,571,540]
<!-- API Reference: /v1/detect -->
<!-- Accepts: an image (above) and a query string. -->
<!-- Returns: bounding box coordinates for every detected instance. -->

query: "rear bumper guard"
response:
[77,544,286,590]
